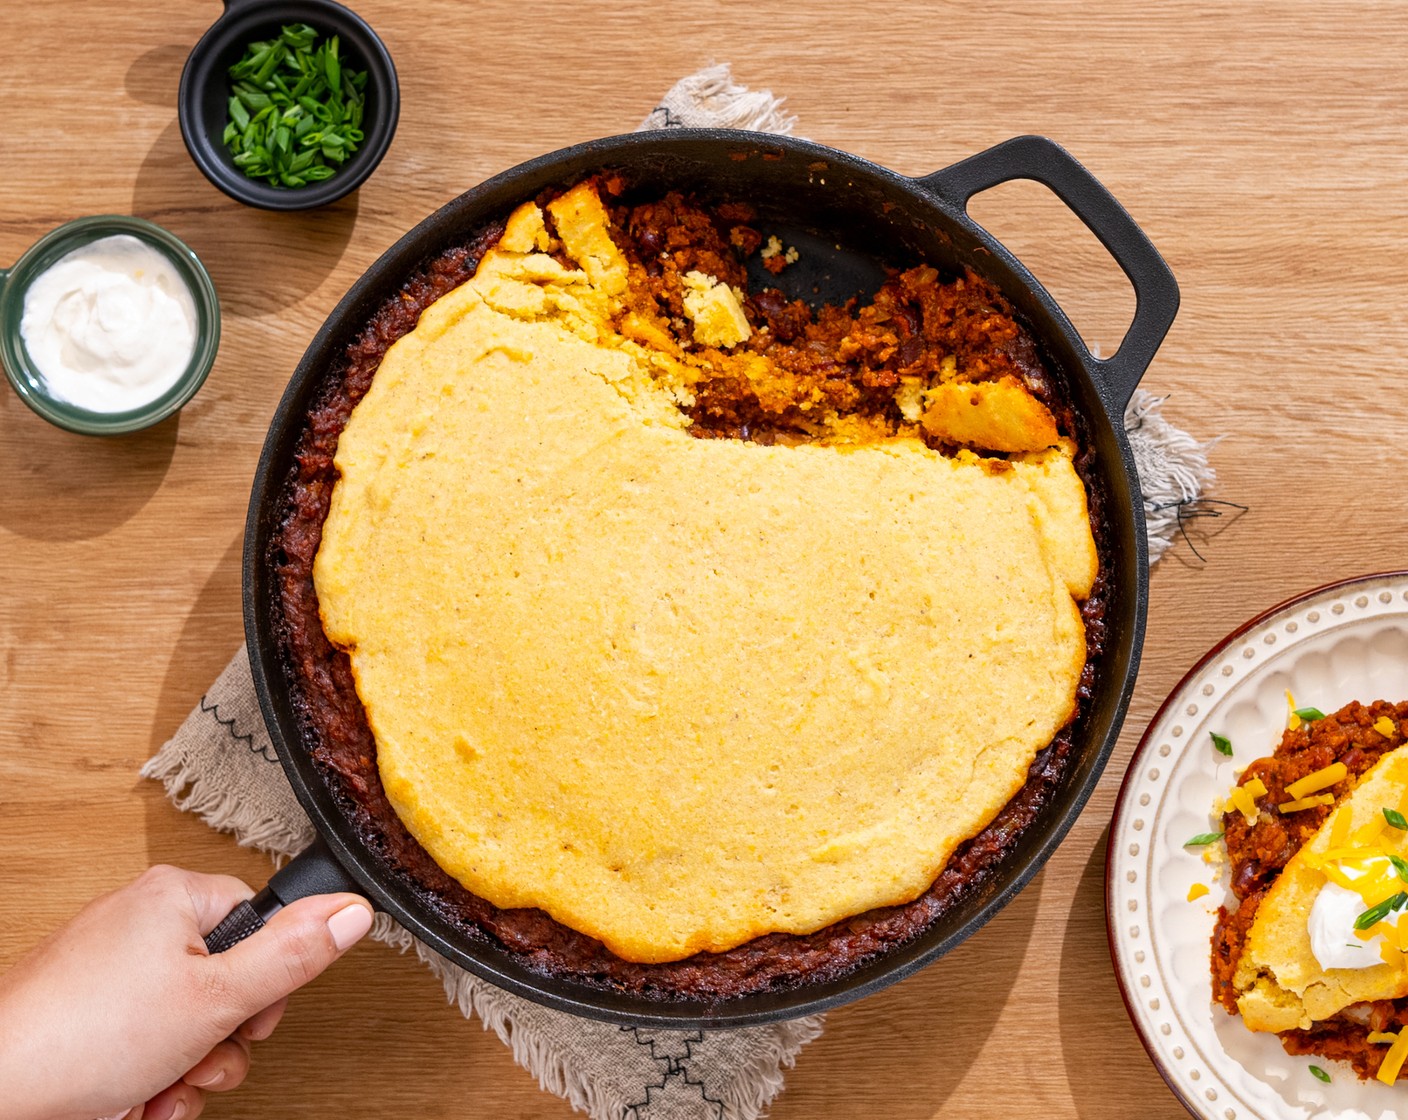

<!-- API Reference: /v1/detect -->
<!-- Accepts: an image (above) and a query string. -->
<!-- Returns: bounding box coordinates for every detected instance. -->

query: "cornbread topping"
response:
[313,182,1097,963]
[1212,700,1408,1081]
[277,176,1108,993]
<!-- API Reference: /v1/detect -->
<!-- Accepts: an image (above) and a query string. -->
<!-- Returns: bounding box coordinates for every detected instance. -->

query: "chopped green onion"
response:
[325,36,342,94]
[1309,1065,1331,1083]
[222,24,367,189]
[1293,706,1326,722]
[1185,832,1224,847]
[1389,854,1408,882]
[1210,732,1233,757]
[1385,808,1408,830]
[1354,891,1407,931]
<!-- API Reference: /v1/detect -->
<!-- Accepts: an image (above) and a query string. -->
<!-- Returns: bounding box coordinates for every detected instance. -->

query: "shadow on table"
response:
[146,529,245,756]
[1059,827,1184,1118]
[0,387,178,541]
[125,45,361,321]
[769,872,1041,1120]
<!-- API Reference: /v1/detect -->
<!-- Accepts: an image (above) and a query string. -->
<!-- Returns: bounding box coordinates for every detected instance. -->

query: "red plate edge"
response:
[1103,569,1408,1119]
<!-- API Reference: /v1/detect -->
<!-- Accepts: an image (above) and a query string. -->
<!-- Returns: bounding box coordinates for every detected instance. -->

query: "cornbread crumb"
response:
[894,380,926,422]
[680,270,752,348]
[545,183,628,296]
[759,234,799,274]
[921,375,1060,453]
[499,202,554,253]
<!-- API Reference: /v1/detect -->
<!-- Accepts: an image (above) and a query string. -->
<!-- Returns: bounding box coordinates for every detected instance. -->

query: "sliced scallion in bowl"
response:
[222,24,368,189]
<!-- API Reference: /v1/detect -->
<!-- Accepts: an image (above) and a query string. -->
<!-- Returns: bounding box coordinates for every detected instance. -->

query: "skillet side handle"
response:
[203,833,366,954]
[917,135,1179,413]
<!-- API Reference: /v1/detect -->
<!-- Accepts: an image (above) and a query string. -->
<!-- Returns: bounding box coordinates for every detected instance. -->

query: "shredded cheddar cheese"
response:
[1355,816,1388,847]
[1226,776,1270,824]
[1330,807,1353,849]
[1378,1027,1408,1084]
[1286,762,1348,801]
[1377,716,1398,737]
[1278,794,1336,814]
[1370,1031,1401,1045]
[1187,882,1210,902]
[1287,689,1301,731]
[1229,785,1259,824]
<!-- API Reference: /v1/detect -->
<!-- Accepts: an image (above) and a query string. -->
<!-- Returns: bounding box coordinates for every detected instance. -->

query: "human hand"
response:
[0,865,373,1120]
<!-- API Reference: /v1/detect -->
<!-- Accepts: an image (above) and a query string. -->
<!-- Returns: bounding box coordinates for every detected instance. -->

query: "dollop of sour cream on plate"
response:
[20,234,197,412]
[1308,858,1408,970]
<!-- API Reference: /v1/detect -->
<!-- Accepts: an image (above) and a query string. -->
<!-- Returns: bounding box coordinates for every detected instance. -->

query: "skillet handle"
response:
[916,135,1179,413]
[203,834,366,954]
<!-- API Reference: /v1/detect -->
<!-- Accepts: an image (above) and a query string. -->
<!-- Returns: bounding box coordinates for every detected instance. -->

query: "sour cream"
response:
[1308,873,1408,970]
[20,234,197,412]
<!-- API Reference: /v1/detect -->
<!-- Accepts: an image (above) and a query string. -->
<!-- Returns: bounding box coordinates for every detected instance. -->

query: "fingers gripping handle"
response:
[203,835,364,954]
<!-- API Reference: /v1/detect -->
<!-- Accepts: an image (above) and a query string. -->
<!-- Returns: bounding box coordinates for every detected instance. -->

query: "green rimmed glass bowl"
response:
[0,215,221,436]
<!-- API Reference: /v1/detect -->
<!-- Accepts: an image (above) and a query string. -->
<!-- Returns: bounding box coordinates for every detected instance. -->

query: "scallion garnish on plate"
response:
[1210,732,1233,756]
[1185,831,1224,847]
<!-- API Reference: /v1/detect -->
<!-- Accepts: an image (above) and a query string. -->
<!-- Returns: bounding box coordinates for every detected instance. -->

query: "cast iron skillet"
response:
[207,129,1178,1028]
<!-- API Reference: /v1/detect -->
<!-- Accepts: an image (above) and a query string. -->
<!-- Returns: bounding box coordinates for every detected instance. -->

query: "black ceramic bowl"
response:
[178,0,399,210]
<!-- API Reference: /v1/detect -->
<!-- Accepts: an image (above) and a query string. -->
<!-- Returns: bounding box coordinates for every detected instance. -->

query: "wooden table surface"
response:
[4,1,1407,1116]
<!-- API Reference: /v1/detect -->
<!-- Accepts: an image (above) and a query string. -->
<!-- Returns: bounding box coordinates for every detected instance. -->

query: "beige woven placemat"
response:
[143,65,1216,1120]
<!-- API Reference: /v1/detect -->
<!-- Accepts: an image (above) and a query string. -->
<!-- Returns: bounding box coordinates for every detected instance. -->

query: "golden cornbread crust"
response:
[316,180,1096,964]
[275,177,1110,996]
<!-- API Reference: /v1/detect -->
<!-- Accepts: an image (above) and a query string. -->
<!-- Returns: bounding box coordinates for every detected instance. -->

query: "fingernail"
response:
[96,1111,133,1120]
[187,1067,226,1088]
[170,1101,189,1120]
[327,902,373,950]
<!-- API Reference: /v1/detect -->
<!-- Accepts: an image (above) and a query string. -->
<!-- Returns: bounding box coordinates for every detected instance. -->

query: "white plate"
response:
[1107,571,1408,1120]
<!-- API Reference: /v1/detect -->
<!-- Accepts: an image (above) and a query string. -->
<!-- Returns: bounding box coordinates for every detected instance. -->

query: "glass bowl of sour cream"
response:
[0,215,220,435]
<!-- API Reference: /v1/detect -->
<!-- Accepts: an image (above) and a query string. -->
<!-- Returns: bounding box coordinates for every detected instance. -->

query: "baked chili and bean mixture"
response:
[271,177,1109,999]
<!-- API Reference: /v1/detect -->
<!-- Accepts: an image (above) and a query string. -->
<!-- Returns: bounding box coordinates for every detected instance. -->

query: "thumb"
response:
[211,894,373,1015]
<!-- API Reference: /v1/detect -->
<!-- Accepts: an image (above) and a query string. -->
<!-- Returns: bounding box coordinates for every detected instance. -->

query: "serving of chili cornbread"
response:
[1214,701,1408,1081]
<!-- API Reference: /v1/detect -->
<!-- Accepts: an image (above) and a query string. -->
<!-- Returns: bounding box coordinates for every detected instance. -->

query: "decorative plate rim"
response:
[1105,569,1408,1120]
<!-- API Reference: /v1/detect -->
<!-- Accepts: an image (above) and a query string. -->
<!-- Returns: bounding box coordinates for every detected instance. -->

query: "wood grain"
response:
[3,1,1407,1116]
